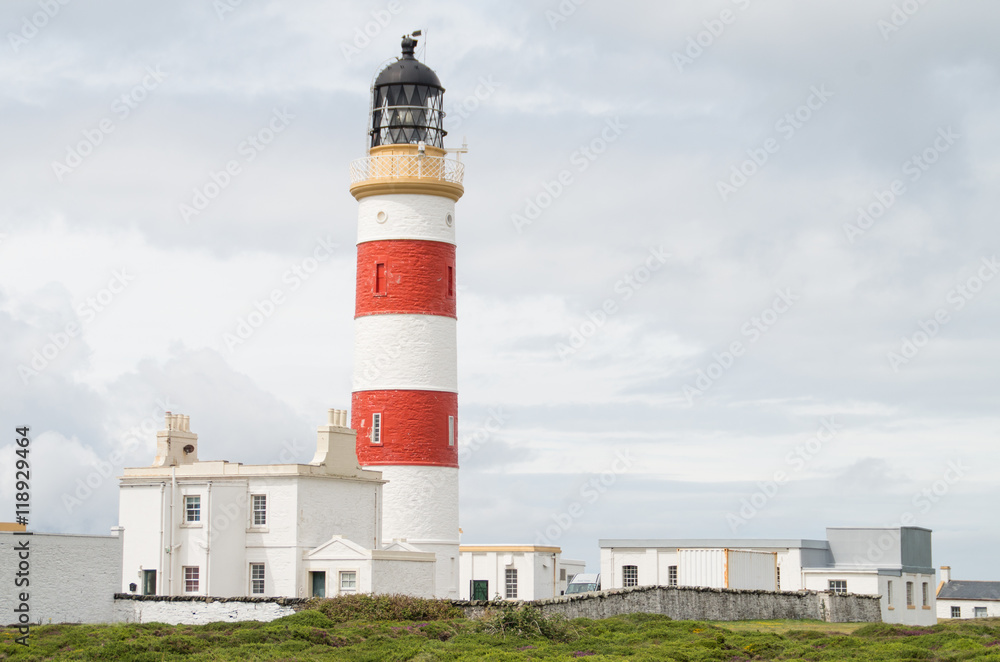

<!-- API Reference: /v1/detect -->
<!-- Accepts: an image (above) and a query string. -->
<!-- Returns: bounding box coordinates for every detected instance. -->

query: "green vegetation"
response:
[4,598,1000,661]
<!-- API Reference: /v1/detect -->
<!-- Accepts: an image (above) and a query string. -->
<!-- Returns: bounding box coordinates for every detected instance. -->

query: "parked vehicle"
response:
[565,573,601,594]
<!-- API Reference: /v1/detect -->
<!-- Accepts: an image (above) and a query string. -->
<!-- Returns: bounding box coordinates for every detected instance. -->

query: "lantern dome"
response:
[369,36,447,148]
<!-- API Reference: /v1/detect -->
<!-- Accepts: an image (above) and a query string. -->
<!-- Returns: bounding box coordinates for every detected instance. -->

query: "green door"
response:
[142,569,157,595]
[311,571,326,598]
[471,580,488,601]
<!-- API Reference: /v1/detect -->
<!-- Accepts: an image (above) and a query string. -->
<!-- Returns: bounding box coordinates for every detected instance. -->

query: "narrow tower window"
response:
[448,415,455,446]
[375,263,386,295]
[447,266,454,297]
[371,413,382,445]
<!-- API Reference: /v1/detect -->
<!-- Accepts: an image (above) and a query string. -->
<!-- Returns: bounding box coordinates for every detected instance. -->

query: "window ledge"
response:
[907,605,916,610]
[247,527,269,533]
[887,606,895,611]
[922,606,932,610]
[180,523,202,528]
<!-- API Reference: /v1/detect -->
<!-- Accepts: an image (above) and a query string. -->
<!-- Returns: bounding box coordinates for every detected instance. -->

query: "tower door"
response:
[311,571,326,598]
[471,579,489,601]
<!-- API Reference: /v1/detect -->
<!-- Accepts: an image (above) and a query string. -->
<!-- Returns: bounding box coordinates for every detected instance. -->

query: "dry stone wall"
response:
[457,585,882,623]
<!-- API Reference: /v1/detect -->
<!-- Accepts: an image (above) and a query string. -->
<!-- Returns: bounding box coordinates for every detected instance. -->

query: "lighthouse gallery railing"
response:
[349,154,465,185]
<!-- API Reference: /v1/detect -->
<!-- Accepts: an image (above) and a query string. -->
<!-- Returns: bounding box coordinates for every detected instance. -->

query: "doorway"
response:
[311,571,326,598]
[142,569,157,596]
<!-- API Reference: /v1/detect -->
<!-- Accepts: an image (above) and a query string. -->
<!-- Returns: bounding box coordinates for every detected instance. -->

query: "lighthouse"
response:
[349,35,464,598]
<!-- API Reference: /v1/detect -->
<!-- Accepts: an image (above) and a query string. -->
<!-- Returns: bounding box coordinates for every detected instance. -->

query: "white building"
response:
[601,527,935,625]
[118,410,435,599]
[936,566,1000,619]
[458,545,586,601]
[0,526,123,624]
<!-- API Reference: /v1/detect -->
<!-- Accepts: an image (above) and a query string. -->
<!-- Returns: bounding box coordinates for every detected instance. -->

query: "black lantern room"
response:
[370,36,447,149]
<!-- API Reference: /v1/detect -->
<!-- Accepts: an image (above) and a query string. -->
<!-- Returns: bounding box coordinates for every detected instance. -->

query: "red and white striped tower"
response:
[349,35,465,598]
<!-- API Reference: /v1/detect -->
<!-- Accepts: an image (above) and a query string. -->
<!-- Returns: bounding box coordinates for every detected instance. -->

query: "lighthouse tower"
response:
[349,35,464,598]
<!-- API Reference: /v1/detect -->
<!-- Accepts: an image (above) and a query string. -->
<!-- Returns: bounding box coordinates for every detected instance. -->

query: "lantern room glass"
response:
[371,82,446,148]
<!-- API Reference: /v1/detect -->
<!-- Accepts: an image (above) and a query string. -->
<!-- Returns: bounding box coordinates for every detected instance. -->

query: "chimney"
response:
[151,412,199,467]
[310,409,368,477]
[940,566,951,583]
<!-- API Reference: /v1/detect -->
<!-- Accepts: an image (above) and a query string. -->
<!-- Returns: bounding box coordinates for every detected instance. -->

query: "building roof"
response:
[460,545,562,554]
[938,580,1000,601]
[599,538,830,550]
[374,37,443,89]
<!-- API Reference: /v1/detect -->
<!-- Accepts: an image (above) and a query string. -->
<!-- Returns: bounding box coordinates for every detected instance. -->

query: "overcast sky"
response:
[1,0,998,580]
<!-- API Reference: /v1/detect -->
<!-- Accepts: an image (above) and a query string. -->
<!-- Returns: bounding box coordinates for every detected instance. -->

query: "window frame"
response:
[887,580,893,606]
[951,606,961,618]
[251,494,267,527]
[374,262,387,296]
[340,570,358,593]
[183,566,200,594]
[505,568,518,599]
[184,495,201,523]
[906,581,914,607]
[371,413,382,445]
[622,565,638,588]
[922,582,929,607]
[250,563,265,595]
[975,606,988,618]
[829,580,847,595]
[448,415,455,447]
[668,565,678,587]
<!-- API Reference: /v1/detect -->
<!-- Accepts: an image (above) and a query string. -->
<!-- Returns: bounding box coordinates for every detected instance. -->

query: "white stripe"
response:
[379,465,459,544]
[378,465,460,599]
[353,314,457,392]
[358,194,456,245]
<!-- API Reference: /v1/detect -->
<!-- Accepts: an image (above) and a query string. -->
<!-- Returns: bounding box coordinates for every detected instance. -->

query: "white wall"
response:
[0,532,122,625]
[119,484,167,593]
[531,551,561,600]
[371,558,436,598]
[113,599,295,625]
[604,547,776,591]
[937,600,1000,619]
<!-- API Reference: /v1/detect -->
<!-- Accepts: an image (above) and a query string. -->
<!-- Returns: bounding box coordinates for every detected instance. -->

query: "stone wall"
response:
[113,595,308,625]
[457,585,882,623]
[110,585,881,626]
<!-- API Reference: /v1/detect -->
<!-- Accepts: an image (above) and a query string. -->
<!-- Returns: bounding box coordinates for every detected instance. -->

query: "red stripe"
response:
[352,390,458,467]
[356,240,456,318]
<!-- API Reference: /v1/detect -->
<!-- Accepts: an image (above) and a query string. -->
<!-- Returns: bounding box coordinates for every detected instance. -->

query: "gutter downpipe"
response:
[206,481,212,596]
[158,483,165,594]
[552,553,557,599]
[169,467,176,594]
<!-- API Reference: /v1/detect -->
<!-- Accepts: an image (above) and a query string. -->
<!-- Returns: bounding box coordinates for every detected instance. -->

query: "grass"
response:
[4,599,1000,661]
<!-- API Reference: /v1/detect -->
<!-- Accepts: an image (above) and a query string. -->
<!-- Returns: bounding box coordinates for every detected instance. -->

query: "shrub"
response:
[475,599,576,642]
[270,610,337,629]
[305,593,462,623]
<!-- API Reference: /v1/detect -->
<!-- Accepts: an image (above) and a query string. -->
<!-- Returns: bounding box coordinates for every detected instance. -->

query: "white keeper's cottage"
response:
[118,410,435,598]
